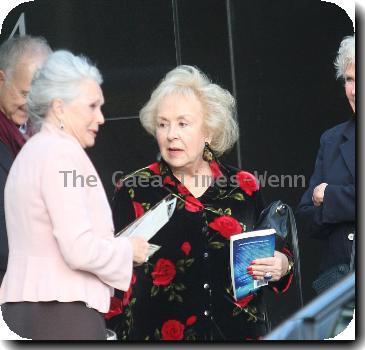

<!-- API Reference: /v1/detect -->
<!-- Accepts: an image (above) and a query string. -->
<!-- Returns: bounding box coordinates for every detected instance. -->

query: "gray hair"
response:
[140,65,239,156]
[27,50,103,128]
[334,35,355,79]
[0,35,51,79]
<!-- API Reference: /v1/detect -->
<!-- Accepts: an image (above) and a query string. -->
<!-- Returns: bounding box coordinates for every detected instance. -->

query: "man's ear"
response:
[0,70,6,86]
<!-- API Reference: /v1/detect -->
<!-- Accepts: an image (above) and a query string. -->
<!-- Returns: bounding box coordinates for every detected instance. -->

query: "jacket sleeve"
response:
[296,128,355,238]
[296,132,332,238]
[322,184,355,223]
[105,178,138,322]
[41,143,133,291]
[0,162,8,275]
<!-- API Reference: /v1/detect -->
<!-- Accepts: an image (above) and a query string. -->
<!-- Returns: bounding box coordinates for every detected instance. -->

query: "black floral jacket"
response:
[106,159,293,341]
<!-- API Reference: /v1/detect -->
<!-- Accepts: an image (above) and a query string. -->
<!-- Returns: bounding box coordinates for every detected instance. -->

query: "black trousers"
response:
[1,301,107,340]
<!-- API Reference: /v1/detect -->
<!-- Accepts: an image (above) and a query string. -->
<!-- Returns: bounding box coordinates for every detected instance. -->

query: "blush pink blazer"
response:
[0,122,132,313]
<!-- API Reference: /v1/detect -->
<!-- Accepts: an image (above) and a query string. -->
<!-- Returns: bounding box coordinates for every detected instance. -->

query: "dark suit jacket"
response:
[0,141,13,282]
[296,119,355,273]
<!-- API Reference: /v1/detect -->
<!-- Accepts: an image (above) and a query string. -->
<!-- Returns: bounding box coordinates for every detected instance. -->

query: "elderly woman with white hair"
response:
[296,34,355,295]
[0,50,149,340]
[107,65,293,341]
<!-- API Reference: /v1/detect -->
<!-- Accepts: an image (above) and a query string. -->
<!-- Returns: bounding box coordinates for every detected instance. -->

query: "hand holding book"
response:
[230,228,292,301]
[230,229,275,300]
[248,251,291,281]
[128,236,150,265]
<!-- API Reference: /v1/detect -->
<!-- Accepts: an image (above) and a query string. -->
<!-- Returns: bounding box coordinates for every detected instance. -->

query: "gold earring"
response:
[202,142,213,162]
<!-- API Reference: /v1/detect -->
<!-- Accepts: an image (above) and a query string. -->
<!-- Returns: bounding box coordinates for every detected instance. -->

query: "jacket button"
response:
[203,283,210,289]
[204,310,210,317]
[348,233,354,241]
[203,252,209,258]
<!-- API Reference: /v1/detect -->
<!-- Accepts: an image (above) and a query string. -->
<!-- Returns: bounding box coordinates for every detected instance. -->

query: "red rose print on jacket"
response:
[132,201,144,218]
[236,171,259,196]
[151,258,176,286]
[148,162,161,174]
[123,272,137,306]
[185,315,197,326]
[177,183,190,196]
[163,175,176,186]
[208,215,242,239]
[180,241,191,256]
[184,196,204,212]
[104,296,123,320]
[161,319,185,340]
[210,160,223,178]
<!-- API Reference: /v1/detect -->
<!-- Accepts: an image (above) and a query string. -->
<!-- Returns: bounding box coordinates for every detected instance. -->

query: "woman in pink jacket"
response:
[0,50,149,340]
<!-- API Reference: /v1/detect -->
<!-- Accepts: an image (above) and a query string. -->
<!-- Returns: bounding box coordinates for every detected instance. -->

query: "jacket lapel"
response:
[0,141,14,174]
[339,120,355,180]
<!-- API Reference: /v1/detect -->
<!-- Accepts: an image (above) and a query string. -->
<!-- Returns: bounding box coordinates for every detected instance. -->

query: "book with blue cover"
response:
[230,229,275,301]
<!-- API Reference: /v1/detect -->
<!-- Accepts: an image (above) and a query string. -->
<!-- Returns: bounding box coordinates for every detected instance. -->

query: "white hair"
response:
[0,35,51,80]
[27,50,103,129]
[140,65,239,156]
[334,35,355,79]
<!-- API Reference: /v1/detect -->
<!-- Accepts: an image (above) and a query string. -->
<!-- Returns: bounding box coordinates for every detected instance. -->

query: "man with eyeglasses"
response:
[0,35,51,283]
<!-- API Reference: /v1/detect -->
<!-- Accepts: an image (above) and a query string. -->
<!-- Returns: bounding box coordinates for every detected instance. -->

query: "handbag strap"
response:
[287,205,304,308]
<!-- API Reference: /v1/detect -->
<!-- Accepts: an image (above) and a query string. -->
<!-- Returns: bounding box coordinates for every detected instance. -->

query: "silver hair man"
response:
[334,34,355,113]
[0,35,52,126]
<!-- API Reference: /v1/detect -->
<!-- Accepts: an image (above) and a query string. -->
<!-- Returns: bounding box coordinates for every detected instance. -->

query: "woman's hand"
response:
[128,236,149,265]
[247,251,289,282]
[312,182,328,206]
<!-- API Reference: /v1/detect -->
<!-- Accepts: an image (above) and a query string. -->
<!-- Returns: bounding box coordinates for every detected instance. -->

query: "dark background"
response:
[0,0,354,330]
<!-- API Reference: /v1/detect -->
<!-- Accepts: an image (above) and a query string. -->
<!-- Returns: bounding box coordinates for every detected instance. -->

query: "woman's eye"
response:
[157,122,166,128]
[179,122,188,127]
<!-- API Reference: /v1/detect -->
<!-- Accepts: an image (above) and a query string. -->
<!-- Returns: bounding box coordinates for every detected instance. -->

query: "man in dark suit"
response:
[0,36,51,283]
[296,35,355,294]
[0,142,13,283]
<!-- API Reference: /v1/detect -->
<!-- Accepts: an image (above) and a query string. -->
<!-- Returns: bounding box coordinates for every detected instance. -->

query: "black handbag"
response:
[254,200,304,308]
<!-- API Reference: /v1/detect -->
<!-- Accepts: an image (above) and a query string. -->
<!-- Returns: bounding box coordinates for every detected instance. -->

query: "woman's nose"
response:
[97,110,105,125]
[167,125,178,140]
